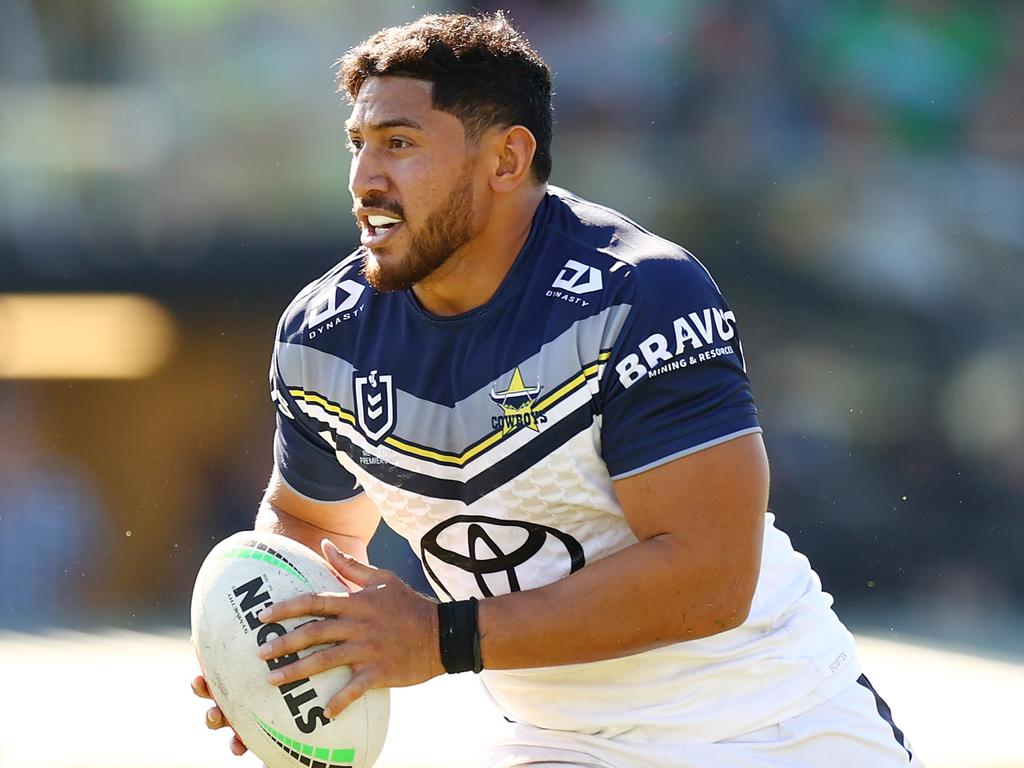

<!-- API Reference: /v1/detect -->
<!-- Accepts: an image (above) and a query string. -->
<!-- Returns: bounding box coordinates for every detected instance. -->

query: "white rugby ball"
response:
[191,530,389,768]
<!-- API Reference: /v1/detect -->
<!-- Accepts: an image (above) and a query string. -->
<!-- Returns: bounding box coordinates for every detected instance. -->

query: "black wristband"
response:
[437,598,482,674]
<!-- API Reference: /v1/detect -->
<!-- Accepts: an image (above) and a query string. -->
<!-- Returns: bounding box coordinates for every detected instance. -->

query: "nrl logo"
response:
[489,367,547,435]
[354,369,396,445]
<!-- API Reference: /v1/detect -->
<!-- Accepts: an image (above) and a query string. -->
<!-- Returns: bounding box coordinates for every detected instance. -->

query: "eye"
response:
[346,137,363,154]
[388,137,411,150]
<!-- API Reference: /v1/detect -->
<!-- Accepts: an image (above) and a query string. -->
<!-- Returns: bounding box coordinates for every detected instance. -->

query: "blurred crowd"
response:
[1,1,1021,651]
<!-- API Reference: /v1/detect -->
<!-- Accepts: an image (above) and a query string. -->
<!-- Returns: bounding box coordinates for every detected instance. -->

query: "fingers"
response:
[205,705,227,730]
[258,615,354,664]
[259,591,351,624]
[244,561,424,721]
[229,734,248,756]
[266,643,354,687]
[322,540,381,588]
[196,676,230,734]
[191,675,212,700]
[200,691,248,755]
[323,669,375,719]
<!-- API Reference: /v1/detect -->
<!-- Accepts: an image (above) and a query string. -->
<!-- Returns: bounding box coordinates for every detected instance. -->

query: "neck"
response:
[411,185,547,316]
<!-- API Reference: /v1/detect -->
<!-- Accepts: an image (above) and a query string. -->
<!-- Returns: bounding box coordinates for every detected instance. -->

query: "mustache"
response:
[352,197,404,219]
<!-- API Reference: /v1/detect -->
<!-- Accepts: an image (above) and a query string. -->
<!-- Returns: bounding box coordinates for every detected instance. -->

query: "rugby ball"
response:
[191,530,389,768]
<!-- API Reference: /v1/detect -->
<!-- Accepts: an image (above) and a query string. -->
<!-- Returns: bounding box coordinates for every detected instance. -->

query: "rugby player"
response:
[194,12,920,766]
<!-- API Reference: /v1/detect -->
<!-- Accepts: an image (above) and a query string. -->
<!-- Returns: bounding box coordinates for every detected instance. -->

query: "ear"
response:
[490,125,537,192]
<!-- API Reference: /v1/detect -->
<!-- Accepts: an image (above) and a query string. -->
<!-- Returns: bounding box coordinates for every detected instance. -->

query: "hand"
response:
[190,674,248,757]
[256,539,444,718]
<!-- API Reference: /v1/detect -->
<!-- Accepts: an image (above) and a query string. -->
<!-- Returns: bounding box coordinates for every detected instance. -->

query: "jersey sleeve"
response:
[598,254,761,479]
[269,333,363,503]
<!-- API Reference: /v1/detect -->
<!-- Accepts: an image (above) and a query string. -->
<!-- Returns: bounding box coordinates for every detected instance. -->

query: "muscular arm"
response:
[255,466,382,565]
[257,432,768,717]
[478,432,769,668]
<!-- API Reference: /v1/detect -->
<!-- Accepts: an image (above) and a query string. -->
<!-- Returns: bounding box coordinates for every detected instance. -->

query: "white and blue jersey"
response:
[270,187,861,741]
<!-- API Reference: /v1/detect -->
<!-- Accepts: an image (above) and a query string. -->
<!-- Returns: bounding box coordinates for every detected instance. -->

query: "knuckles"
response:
[295,616,337,645]
[286,645,347,680]
[266,620,337,659]
[320,643,351,669]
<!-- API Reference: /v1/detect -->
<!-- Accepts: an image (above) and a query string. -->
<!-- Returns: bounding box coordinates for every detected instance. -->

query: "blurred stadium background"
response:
[1,1,1022,766]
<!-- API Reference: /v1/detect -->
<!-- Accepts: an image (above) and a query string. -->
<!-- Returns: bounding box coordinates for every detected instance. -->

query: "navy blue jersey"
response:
[269,187,858,737]
[272,186,759,503]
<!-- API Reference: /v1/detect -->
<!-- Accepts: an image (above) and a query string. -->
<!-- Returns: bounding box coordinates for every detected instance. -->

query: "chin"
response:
[362,253,412,293]
[364,247,406,274]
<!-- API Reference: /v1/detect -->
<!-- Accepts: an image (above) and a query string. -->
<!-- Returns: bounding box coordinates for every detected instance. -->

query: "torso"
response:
[271,187,861,740]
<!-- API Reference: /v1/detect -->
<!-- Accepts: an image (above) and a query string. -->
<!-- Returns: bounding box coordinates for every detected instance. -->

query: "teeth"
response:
[367,215,402,227]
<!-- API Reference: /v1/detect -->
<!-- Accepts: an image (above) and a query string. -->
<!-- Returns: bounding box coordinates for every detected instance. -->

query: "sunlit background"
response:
[1,1,1022,767]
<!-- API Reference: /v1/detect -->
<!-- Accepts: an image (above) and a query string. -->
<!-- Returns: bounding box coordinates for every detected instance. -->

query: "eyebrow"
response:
[345,117,424,133]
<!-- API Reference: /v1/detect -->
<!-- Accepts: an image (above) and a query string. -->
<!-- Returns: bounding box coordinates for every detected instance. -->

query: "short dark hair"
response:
[337,12,553,183]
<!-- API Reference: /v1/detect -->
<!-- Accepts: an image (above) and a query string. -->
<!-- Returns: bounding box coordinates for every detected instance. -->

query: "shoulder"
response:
[275,251,370,346]
[540,187,726,314]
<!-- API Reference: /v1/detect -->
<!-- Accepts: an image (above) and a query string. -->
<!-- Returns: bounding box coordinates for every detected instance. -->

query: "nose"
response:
[348,146,390,199]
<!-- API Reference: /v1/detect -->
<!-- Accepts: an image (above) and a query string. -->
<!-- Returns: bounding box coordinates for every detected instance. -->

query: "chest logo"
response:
[354,369,396,445]
[305,278,365,333]
[489,367,545,435]
[420,515,586,600]
[552,259,603,295]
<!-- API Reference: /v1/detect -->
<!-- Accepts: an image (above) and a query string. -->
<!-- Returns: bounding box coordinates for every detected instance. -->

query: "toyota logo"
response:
[420,515,585,600]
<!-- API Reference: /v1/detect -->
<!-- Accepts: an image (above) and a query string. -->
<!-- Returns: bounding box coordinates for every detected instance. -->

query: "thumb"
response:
[321,539,378,587]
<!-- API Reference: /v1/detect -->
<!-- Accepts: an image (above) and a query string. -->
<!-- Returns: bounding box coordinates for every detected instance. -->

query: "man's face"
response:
[346,76,482,292]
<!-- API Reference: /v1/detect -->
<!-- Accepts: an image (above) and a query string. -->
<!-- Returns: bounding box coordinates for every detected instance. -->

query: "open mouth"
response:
[361,214,404,247]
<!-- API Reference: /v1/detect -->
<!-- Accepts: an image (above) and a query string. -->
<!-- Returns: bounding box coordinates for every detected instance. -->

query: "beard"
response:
[361,166,476,293]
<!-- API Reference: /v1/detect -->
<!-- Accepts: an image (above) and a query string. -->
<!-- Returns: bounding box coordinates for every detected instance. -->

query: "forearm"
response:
[478,528,761,670]
[254,501,370,562]
[253,474,381,564]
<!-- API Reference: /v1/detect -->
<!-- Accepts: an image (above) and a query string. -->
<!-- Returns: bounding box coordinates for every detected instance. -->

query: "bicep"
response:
[613,433,769,594]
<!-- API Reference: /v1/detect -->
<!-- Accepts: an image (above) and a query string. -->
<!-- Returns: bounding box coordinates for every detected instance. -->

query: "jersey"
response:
[269,186,862,742]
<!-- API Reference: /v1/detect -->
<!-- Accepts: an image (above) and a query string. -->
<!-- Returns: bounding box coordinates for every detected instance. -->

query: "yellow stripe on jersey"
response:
[534,351,609,413]
[384,430,505,467]
[287,352,610,468]
[288,389,356,425]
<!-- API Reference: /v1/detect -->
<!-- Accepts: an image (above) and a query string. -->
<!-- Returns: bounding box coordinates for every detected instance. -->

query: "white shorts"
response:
[484,675,922,768]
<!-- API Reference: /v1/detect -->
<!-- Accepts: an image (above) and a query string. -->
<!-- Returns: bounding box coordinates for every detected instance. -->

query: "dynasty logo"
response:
[489,367,547,435]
